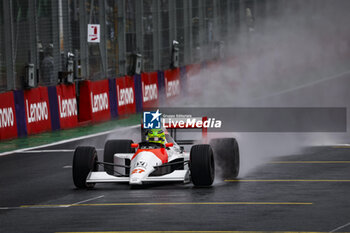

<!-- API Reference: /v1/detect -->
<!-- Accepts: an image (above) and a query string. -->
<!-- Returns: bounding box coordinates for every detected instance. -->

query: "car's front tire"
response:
[104,140,134,175]
[190,144,215,186]
[72,146,98,189]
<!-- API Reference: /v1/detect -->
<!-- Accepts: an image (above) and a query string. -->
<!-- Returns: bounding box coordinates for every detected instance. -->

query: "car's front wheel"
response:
[190,144,215,186]
[72,146,98,189]
[103,139,134,175]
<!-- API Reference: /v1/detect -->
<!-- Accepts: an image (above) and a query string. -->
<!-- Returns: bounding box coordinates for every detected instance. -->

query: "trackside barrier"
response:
[185,63,201,78]
[0,92,18,140]
[56,84,78,129]
[47,86,60,131]
[14,90,27,137]
[133,74,143,112]
[23,87,52,135]
[140,72,159,108]
[115,76,136,116]
[163,68,181,102]
[0,61,224,141]
[157,71,165,105]
[108,78,118,118]
[78,80,111,123]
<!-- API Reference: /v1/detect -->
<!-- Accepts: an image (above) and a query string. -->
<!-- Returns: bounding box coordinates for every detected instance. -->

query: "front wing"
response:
[86,170,190,184]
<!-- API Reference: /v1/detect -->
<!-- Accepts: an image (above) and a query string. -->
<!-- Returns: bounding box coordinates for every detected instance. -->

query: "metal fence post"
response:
[152,0,160,71]
[99,0,107,78]
[186,0,193,64]
[198,0,204,62]
[117,0,126,76]
[135,0,144,62]
[3,1,15,90]
[169,0,176,46]
[52,0,60,84]
[183,0,190,66]
[28,0,38,82]
[79,0,88,78]
[212,0,218,42]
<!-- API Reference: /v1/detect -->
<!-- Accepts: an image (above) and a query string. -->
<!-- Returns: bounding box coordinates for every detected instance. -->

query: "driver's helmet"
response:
[146,129,166,145]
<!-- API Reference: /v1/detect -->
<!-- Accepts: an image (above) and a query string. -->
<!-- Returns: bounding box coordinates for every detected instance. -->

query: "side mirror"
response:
[131,143,139,148]
[165,143,174,148]
[180,146,184,153]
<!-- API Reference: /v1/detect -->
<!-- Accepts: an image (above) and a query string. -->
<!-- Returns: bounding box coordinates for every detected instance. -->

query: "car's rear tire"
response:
[210,138,240,178]
[104,139,134,175]
[190,144,215,186]
[72,146,98,189]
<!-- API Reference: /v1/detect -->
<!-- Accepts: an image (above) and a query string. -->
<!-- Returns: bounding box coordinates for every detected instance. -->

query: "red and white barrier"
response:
[0,92,17,139]
[79,80,111,123]
[116,76,136,116]
[164,68,181,101]
[24,87,51,134]
[141,72,159,108]
[56,84,78,129]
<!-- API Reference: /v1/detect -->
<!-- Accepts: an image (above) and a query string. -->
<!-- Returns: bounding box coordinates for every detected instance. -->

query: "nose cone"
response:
[130,172,144,185]
[129,150,163,185]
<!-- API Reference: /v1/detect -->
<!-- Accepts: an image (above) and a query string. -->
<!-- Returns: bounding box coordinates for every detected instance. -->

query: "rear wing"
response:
[162,116,208,145]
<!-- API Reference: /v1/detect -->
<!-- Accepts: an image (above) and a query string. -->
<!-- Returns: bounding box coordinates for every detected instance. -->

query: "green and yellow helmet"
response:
[146,129,166,144]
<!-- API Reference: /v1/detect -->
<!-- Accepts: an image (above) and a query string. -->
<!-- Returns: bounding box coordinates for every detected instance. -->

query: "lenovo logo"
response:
[0,107,14,128]
[26,100,49,123]
[142,82,158,102]
[165,78,180,98]
[117,86,134,106]
[91,92,109,113]
[58,96,77,118]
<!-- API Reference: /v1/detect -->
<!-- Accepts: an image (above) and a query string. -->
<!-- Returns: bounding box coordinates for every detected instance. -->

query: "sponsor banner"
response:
[56,84,78,129]
[23,87,52,135]
[78,80,111,123]
[141,72,159,108]
[116,76,136,116]
[14,90,27,137]
[186,63,201,78]
[0,92,18,140]
[163,68,181,100]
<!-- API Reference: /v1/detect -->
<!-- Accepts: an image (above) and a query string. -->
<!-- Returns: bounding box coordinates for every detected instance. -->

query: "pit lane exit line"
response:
[55,231,331,233]
[17,202,312,209]
[225,179,350,182]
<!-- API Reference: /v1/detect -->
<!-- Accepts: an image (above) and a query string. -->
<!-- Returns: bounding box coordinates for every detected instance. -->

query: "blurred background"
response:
[0,0,290,92]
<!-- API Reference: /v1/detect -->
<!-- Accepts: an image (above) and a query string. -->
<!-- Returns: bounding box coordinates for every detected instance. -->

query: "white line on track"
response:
[0,195,105,210]
[70,195,105,206]
[0,124,139,157]
[329,221,350,232]
[16,149,104,153]
[25,195,105,209]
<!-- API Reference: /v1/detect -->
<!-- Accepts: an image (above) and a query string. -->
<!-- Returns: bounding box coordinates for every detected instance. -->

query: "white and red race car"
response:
[72,117,240,188]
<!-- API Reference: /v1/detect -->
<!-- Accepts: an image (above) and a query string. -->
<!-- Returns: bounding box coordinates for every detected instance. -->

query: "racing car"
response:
[72,117,240,188]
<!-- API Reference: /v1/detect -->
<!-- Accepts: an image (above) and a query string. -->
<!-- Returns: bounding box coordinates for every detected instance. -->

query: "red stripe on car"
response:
[132,148,168,164]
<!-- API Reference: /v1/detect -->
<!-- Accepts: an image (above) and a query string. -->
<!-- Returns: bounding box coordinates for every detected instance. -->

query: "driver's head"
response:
[146,129,165,144]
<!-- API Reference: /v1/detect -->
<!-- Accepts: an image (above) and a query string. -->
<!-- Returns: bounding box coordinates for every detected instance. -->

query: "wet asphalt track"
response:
[1,130,350,233]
